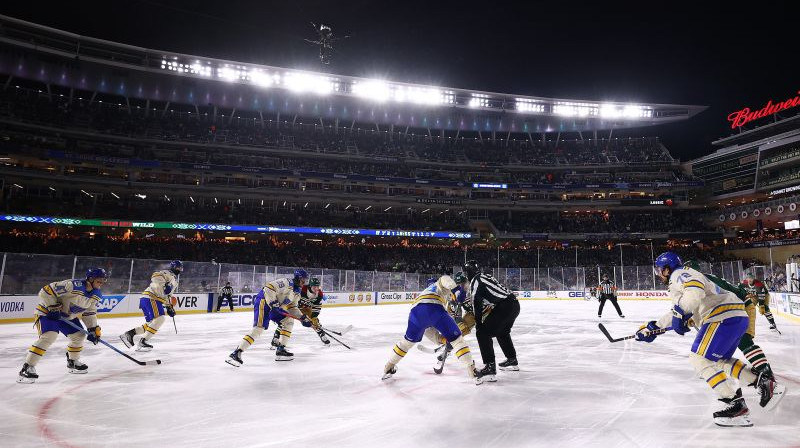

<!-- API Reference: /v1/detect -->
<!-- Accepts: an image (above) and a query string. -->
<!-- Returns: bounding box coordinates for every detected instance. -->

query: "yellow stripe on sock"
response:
[455,347,470,358]
[393,345,407,357]
[29,345,46,356]
[243,335,255,344]
[707,371,727,388]
[732,360,745,379]
[67,346,83,352]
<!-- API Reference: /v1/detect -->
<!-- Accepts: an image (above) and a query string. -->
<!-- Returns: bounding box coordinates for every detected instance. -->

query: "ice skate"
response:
[136,338,154,352]
[713,389,752,427]
[475,362,497,384]
[17,363,38,384]
[275,345,294,361]
[66,353,88,374]
[756,371,786,411]
[382,363,397,380]
[226,349,243,367]
[119,329,135,348]
[498,358,519,371]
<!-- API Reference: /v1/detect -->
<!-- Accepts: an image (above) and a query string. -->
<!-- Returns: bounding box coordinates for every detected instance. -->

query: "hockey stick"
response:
[598,323,673,343]
[171,315,178,334]
[433,346,450,374]
[417,343,446,354]
[325,325,353,336]
[274,309,352,349]
[320,328,351,350]
[60,318,161,366]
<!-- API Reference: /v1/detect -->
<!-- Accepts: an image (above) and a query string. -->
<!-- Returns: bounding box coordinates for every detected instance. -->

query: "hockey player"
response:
[597,273,624,318]
[464,260,520,380]
[423,272,476,348]
[684,260,777,382]
[272,277,329,345]
[382,274,479,383]
[119,260,182,352]
[741,274,780,333]
[18,268,108,383]
[635,252,784,427]
[226,269,311,366]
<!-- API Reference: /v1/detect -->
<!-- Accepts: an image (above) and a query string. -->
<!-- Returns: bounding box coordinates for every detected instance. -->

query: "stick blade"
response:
[145,359,162,366]
[598,323,619,343]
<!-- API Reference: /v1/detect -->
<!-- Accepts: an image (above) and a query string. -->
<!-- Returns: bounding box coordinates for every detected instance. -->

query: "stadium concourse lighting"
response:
[250,70,276,88]
[516,98,545,113]
[599,104,652,119]
[80,189,93,198]
[351,80,391,102]
[383,206,392,212]
[189,196,195,203]
[135,194,147,200]
[345,204,351,210]
[304,202,309,208]
[110,192,120,199]
[325,203,331,208]
[48,186,56,191]
[364,205,372,211]
[284,72,335,95]
[553,101,597,117]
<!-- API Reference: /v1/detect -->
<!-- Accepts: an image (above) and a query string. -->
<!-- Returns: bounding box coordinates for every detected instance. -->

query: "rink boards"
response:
[2,290,799,323]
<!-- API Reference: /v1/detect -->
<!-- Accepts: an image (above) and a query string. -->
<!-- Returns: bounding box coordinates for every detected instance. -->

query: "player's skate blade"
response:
[17,363,37,383]
[713,414,753,427]
[119,330,135,348]
[760,380,786,411]
[226,349,243,367]
[382,365,396,380]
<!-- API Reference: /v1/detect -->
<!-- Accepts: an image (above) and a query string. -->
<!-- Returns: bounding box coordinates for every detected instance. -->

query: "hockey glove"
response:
[635,321,659,343]
[300,315,313,328]
[46,304,63,321]
[166,305,176,317]
[87,326,102,345]
[671,305,692,335]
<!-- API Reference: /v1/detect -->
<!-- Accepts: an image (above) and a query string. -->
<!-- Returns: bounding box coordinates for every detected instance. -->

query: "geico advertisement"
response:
[220,292,374,309]
[376,291,419,304]
[514,291,587,299]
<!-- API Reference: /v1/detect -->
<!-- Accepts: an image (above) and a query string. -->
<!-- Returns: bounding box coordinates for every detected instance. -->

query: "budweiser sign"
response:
[728,91,800,129]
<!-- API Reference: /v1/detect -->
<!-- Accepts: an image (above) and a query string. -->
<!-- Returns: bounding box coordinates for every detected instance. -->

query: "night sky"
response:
[1,1,795,160]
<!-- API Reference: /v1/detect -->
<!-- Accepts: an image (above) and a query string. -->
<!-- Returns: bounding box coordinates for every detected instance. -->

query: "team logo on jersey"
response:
[97,295,126,313]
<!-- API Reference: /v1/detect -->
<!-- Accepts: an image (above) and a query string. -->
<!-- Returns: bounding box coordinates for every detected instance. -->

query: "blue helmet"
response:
[293,269,309,280]
[426,277,437,287]
[169,260,184,274]
[654,252,683,272]
[86,268,108,281]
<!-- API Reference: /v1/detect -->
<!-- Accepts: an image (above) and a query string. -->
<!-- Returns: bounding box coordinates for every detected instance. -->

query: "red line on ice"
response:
[37,373,117,448]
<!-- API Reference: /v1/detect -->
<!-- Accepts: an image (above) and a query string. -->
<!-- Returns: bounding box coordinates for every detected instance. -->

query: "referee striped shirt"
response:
[470,273,515,323]
[599,280,615,295]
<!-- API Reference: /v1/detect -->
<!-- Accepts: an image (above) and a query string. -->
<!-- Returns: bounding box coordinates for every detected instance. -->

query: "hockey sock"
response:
[720,358,758,386]
[66,332,85,360]
[24,331,57,366]
[764,311,777,327]
[449,336,475,373]
[388,338,415,366]
[690,353,737,399]
[738,334,770,373]
[142,316,165,341]
[238,327,264,352]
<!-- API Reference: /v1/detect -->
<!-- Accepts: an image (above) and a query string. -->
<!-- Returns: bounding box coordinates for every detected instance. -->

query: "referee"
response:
[217,282,234,312]
[463,260,520,383]
[597,274,624,318]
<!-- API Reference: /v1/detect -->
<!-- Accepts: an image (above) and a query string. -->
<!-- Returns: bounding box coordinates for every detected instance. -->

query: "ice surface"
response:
[0,300,798,448]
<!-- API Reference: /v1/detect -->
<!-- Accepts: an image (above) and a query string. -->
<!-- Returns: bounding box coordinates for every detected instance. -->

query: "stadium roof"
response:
[0,14,707,133]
